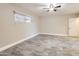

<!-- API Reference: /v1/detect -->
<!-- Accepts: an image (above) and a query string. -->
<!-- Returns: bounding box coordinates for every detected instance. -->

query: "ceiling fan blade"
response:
[46,10,50,12]
[53,9,57,12]
[55,5,61,8]
[43,8,49,9]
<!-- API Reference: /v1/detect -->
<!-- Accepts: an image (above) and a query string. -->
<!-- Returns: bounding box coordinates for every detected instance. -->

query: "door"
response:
[69,17,79,36]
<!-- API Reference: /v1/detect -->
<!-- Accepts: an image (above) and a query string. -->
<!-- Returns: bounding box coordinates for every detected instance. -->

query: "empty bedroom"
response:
[0,3,79,56]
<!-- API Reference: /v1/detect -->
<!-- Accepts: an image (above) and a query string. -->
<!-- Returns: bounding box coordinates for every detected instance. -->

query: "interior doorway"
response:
[69,17,79,36]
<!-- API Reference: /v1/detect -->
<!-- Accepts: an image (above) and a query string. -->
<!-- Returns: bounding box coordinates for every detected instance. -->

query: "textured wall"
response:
[0,4,39,48]
[39,15,69,35]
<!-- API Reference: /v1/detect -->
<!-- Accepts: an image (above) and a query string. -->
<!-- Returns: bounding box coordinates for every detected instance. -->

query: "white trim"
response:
[0,33,68,52]
[39,33,68,36]
[0,33,39,52]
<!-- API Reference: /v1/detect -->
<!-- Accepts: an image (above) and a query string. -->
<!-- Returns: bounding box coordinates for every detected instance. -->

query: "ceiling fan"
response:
[43,3,61,12]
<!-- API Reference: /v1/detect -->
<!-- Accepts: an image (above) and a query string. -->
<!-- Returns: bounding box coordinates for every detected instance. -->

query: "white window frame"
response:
[14,11,32,23]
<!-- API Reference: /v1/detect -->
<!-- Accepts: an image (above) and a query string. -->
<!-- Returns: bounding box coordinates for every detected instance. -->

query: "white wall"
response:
[0,4,39,48]
[39,15,69,35]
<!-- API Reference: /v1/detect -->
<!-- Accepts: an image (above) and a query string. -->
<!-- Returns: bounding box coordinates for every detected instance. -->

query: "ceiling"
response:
[12,3,79,16]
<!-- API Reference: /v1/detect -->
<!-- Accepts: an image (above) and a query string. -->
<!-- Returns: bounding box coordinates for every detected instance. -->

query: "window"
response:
[14,11,32,23]
[25,16,32,22]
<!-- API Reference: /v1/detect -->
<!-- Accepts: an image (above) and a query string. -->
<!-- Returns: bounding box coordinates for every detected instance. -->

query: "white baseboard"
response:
[0,33,67,52]
[39,33,68,36]
[0,33,39,52]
